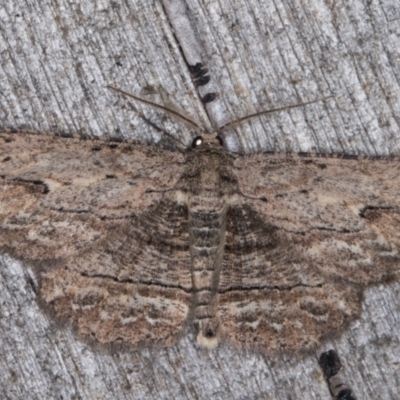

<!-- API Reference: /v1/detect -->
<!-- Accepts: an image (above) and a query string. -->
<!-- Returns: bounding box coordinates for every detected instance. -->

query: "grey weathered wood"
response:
[0,0,399,399]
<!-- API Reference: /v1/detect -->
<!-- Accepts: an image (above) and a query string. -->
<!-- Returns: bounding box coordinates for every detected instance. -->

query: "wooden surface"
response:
[0,0,400,398]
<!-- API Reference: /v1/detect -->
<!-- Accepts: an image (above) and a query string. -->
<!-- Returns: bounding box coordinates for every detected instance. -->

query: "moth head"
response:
[191,135,224,149]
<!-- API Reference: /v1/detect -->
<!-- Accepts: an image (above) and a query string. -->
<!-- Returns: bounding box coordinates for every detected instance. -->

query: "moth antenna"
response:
[214,96,334,135]
[123,100,188,151]
[107,85,204,137]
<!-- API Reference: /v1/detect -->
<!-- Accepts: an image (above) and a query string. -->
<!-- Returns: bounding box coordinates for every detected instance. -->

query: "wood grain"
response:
[0,0,400,399]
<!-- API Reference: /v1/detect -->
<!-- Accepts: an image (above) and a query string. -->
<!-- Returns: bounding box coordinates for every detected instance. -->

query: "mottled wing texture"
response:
[0,132,191,346]
[219,154,400,352]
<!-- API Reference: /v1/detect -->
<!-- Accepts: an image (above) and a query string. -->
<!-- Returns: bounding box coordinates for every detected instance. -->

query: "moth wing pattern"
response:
[0,132,192,346]
[2,131,400,352]
[218,154,400,352]
[40,199,192,346]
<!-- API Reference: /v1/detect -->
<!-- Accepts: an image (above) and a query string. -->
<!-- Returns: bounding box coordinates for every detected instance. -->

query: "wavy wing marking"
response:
[218,155,400,352]
[40,199,192,346]
[0,131,185,259]
[0,132,192,346]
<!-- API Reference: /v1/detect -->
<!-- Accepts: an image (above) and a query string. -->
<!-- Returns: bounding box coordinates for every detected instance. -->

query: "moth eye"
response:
[192,136,203,148]
[216,136,223,146]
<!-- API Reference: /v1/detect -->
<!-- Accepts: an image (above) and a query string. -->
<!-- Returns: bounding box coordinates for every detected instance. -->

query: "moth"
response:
[0,87,399,354]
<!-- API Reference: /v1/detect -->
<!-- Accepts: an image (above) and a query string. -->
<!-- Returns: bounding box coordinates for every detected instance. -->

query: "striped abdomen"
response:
[189,195,227,348]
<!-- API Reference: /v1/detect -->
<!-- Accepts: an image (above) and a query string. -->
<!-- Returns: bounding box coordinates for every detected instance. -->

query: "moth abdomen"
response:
[189,195,227,347]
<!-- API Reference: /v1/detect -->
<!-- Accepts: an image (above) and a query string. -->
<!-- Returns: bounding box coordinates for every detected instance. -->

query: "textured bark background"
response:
[0,0,400,399]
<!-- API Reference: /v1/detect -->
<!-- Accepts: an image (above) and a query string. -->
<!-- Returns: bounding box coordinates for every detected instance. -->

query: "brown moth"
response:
[0,89,399,354]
